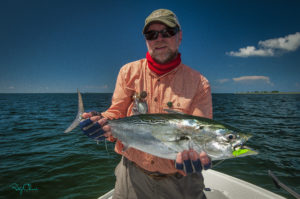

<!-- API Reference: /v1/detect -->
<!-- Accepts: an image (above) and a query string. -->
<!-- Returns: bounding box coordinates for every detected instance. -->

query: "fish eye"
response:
[226,134,236,141]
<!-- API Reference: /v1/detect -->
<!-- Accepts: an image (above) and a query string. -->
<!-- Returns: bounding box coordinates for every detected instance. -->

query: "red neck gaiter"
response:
[146,52,181,76]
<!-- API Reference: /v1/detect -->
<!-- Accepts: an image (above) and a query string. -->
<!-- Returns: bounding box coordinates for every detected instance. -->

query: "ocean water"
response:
[0,93,299,199]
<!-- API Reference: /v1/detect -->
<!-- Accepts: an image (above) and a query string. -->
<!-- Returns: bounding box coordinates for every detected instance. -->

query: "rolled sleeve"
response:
[101,66,133,120]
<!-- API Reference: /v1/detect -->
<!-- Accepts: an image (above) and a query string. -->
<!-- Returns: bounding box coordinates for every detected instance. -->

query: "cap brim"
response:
[143,19,177,33]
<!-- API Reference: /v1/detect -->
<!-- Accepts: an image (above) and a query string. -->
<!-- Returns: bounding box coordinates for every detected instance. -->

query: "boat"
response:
[98,169,286,199]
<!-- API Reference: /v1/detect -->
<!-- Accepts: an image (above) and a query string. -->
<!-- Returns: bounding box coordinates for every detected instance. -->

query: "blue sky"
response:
[0,0,299,93]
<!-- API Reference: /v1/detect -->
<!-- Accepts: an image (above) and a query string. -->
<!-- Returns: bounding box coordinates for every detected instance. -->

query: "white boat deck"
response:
[98,170,285,199]
[202,170,284,199]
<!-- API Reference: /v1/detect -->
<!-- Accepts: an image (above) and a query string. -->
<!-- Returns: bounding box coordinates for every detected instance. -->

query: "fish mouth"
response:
[232,137,249,150]
[232,144,258,157]
[231,136,258,157]
[233,142,245,151]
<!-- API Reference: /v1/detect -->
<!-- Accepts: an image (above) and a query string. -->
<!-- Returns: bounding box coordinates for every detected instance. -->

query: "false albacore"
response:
[64,90,257,161]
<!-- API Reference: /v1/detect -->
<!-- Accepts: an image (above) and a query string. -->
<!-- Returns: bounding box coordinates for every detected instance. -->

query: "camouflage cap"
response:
[143,9,181,33]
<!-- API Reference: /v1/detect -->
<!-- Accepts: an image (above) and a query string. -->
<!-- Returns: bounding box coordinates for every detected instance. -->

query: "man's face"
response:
[145,23,182,64]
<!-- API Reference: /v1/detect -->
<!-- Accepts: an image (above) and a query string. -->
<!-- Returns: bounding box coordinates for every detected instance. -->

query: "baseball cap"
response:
[143,9,181,33]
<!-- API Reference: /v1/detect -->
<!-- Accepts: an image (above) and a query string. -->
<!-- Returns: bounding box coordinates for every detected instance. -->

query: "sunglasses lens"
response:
[162,28,178,38]
[144,31,158,40]
[144,27,179,40]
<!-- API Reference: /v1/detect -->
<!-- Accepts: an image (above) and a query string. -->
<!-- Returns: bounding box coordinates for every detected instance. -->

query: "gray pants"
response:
[113,157,206,199]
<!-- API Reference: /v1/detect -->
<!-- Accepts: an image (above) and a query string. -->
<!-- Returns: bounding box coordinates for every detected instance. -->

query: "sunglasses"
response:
[144,27,179,41]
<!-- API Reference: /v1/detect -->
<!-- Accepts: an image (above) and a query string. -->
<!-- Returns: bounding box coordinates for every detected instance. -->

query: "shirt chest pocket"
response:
[162,96,193,114]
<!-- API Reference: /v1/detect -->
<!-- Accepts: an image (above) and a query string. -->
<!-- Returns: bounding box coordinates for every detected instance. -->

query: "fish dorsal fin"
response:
[163,109,184,115]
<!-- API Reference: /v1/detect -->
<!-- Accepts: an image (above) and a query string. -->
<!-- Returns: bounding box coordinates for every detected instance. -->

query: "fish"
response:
[65,90,257,161]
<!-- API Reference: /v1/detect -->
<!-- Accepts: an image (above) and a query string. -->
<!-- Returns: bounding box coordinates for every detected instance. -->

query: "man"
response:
[80,9,212,199]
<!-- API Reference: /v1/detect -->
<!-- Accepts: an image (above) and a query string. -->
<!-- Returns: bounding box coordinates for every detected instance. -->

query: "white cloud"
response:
[233,76,273,86]
[8,86,15,89]
[227,32,300,57]
[227,46,274,57]
[216,78,230,84]
[259,32,300,51]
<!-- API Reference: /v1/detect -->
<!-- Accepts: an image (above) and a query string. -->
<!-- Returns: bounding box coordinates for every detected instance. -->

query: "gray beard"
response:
[151,50,178,64]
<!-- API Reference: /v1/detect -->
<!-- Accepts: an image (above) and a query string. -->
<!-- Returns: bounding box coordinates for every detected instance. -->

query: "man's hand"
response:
[80,112,112,140]
[175,149,212,174]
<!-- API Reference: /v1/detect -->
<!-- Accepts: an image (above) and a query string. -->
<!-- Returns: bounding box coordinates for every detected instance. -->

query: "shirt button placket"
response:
[154,78,160,112]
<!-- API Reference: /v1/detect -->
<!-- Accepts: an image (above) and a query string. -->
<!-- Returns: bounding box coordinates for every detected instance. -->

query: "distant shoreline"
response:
[235,92,300,94]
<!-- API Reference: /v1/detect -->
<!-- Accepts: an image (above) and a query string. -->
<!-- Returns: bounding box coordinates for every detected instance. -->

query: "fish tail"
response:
[64,89,85,133]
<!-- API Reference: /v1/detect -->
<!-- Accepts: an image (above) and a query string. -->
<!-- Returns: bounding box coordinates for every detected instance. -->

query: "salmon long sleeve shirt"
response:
[101,58,213,174]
